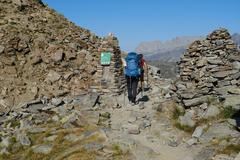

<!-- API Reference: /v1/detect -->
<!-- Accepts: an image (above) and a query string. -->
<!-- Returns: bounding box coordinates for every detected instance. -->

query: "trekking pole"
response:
[147,66,149,88]
[124,82,126,105]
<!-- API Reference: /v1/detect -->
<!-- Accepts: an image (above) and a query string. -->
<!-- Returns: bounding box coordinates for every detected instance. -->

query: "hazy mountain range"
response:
[136,34,240,61]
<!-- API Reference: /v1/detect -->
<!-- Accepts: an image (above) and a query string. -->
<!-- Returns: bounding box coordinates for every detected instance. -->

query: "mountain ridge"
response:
[136,34,240,61]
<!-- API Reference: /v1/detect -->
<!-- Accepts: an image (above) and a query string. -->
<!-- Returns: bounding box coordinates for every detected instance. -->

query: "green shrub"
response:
[174,122,195,133]
[220,106,237,119]
[172,107,185,120]
[221,144,240,155]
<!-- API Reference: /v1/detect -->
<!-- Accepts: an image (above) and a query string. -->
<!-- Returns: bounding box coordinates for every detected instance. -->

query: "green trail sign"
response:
[100,52,111,65]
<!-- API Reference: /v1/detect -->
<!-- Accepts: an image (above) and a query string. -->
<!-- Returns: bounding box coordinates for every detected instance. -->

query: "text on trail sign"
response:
[100,52,111,65]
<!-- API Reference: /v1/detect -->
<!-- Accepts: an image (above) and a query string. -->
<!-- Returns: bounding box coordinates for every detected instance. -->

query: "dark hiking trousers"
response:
[126,76,139,103]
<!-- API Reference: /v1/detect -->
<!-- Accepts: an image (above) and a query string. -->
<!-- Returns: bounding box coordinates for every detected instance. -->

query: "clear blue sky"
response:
[42,0,240,51]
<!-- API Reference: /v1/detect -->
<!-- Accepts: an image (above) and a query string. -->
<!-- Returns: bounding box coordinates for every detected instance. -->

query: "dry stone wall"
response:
[90,35,125,95]
[171,28,240,108]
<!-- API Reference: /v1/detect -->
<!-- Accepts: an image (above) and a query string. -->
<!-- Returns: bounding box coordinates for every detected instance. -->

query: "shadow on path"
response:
[138,95,149,102]
[232,110,240,130]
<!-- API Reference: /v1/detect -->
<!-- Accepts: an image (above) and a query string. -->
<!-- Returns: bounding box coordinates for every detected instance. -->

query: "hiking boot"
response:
[131,100,138,106]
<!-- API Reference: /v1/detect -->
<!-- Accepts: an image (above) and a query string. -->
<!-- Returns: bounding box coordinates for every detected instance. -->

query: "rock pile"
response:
[172,28,240,109]
[0,0,124,111]
[0,94,114,159]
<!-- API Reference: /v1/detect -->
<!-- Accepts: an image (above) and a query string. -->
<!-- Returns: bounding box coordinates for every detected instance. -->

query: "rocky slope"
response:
[0,0,121,110]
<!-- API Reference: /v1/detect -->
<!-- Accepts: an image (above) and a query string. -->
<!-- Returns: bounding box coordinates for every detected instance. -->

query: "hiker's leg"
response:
[126,76,132,102]
[139,70,144,92]
[132,77,139,103]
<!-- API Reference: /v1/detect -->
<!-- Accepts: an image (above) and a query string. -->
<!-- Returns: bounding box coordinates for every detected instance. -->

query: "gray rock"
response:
[25,103,45,113]
[192,126,206,138]
[178,110,196,127]
[128,115,137,123]
[62,97,73,104]
[83,142,104,152]
[212,70,238,78]
[200,122,240,143]
[0,45,5,54]
[42,105,56,111]
[17,133,31,146]
[44,135,58,142]
[51,98,63,106]
[64,134,83,142]
[0,19,8,25]
[233,61,240,70]
[224,96,240,110]
[31,55,42,65]
[203,105,220,119]
[183,96,208,107]
[168,139,180,147]
[20,120,31,129]
[0,147,9,155]
[139,120,151,130]
[227,119,237,127]
[199,103,208,110]
[46,70,61,83]
[0,137,10,148]
[80,110,99,125]
[28,127,47,134]
[228,88,240,95]
[207,58,223,65]
[186,138,197,146]
[32,144,53,154]
[122,124,140,135]
[73,92,100,109]
[52,115,59,122]
[65,51,77,60]
[181,92,197,99]
[176,83,187,90]
[138,102,145,109]
[235,153,240,160]
[52,49,63,62]
[218,80,231,87]
[194,148,215,160]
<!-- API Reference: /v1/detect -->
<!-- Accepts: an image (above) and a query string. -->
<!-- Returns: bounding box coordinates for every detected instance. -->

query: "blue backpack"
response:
[125,52,141,77]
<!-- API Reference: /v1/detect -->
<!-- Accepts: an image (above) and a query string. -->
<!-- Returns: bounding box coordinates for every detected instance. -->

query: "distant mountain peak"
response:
[136,34,240,61]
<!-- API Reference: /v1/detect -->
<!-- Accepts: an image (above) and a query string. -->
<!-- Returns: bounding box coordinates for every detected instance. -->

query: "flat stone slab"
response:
[32,144,53,154]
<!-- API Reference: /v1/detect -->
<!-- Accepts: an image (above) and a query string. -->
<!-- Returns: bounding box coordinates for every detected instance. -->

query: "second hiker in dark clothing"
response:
[138,54,148,93]
[124,52,141,105]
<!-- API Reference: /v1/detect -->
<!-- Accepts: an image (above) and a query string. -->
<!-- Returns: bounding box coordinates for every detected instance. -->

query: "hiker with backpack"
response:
[124,52,141,105]
[138,54,148,95]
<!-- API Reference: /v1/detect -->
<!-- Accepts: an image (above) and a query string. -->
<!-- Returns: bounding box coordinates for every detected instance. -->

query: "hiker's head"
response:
[139,54,143,59]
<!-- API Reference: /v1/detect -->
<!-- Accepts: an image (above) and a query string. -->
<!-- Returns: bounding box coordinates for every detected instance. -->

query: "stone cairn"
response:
[90,34,125,95]
[171,28,240,108]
